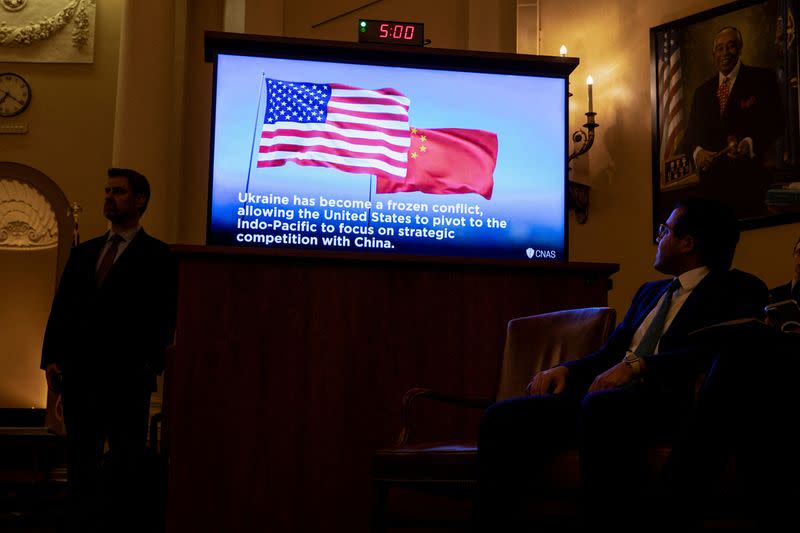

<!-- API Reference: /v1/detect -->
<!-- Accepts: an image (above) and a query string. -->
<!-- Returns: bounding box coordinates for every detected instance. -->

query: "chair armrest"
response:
[397,387,493,446]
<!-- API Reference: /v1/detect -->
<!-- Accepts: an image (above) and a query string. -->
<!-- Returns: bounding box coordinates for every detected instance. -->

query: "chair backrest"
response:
[495,307,616,401]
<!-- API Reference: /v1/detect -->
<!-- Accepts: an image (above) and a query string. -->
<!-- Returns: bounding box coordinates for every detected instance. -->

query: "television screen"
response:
[206,34,575,261]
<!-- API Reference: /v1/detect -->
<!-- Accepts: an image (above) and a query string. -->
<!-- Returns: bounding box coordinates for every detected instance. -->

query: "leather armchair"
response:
[372,307,616,531]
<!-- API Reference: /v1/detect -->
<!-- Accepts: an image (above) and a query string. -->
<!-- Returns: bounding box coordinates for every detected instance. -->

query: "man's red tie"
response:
[96,234,123,287]
[717,77,730,115]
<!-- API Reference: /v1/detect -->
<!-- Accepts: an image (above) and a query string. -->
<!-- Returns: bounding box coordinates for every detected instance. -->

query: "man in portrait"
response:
[684,26,784,218]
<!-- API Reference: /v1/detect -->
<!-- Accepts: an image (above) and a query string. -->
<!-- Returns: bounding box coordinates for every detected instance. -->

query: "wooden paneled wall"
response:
[165,246,617,533]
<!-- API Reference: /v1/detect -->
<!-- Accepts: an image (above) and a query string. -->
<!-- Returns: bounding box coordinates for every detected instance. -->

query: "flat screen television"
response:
[205,32,577,262]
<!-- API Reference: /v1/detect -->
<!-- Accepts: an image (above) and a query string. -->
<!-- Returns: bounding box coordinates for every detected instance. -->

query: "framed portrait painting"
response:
[650,0,800,234]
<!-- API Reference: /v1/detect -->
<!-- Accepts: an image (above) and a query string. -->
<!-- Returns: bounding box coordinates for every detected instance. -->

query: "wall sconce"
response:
[567,74,598,224]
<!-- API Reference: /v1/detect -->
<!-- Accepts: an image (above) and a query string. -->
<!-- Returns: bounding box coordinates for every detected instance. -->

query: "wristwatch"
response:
[622,351,642,375]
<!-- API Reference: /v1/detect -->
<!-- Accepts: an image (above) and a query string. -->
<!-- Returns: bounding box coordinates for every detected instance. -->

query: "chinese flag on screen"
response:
[375,127,498,200]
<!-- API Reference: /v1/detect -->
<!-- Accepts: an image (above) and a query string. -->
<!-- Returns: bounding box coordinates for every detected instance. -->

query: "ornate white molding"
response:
[0,179,58,250]
[0,0,94,50]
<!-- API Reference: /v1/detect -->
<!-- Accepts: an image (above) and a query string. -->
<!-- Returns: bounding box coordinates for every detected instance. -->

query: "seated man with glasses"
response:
[474,197,768,531]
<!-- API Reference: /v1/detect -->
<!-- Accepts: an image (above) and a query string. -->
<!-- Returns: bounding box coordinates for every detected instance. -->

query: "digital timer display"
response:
[358,19,424,46]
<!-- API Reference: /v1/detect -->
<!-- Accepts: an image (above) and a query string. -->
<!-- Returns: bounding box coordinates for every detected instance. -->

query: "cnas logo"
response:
[525,248,556,259]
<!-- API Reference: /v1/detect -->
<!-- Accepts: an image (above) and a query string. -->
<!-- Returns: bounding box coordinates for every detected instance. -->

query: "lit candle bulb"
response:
[559,44,567,57]
[586,75,594,113]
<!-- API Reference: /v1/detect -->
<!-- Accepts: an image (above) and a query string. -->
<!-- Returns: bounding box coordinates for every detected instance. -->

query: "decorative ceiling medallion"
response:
[0,179,58,250]
[2,0,28,13]
[0,0,94,49]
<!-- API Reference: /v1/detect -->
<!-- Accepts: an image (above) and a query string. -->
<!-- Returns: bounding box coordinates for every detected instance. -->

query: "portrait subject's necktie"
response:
[717,76,730,115]
[634,278,681,357]
[96,234,123,287]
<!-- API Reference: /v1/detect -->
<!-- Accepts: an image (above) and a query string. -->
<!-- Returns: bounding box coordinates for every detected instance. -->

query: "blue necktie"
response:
[634,279,681,357]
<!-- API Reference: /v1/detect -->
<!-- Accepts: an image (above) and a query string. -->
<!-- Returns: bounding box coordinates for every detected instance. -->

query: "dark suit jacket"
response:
[769,281,799,304]
[41,229,178,390]
[562,269,768,392]
[684,64,783,161]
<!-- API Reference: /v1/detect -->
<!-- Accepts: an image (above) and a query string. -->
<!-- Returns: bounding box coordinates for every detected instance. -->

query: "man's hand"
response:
[527,365,569,395]
[588,362,636,393]
[695,149,715,171]
[45,363,61,391]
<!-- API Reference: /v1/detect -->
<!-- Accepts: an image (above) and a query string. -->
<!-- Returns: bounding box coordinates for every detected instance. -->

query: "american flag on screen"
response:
[658,30,685,167]
[257,79,411,179]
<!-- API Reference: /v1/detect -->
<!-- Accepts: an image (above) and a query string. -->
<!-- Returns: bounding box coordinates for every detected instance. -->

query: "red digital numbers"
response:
[379,23,416,40]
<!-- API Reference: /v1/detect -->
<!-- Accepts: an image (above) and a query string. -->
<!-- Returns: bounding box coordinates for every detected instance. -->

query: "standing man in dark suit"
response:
[684,26,784,218]
[42,168,178,532]
[474,198,768,531]
[769,235,800,303]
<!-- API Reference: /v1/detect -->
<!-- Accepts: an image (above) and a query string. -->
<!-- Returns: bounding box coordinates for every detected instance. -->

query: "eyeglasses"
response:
[657,223,674,240]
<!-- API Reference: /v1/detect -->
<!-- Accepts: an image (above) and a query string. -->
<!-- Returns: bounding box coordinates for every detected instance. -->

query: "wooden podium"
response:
[164,245,618,533]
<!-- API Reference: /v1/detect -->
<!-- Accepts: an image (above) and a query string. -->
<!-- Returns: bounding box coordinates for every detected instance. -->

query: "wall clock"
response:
[0,73,32,118]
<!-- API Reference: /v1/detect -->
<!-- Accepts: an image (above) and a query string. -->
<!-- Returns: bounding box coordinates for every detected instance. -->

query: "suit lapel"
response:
[631,280,673,333]
[89,233,109,261]
[115,229,147,266]
[80,234,109,286]
[660,271,720,343]
[99,230,148,287]
[725,64,750,118]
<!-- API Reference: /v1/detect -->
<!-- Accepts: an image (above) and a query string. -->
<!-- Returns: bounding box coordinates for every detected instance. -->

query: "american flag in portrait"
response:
[257,79,411,179]
[658,30,686,170]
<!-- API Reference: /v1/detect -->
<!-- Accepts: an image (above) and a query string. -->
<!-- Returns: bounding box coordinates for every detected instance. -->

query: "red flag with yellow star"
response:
[375,127,497,200]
